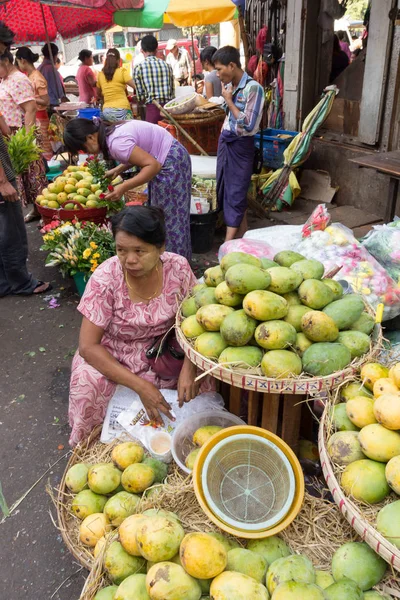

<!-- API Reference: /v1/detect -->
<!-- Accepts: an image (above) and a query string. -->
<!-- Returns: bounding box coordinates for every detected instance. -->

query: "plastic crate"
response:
[254,128,298,170]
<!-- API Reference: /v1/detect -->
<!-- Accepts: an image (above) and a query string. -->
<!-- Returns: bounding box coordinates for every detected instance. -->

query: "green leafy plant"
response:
[5,126,42,175]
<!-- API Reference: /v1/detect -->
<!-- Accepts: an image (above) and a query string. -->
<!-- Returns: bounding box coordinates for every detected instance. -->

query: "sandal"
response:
[33,281,53,294]
[24,209,41,223]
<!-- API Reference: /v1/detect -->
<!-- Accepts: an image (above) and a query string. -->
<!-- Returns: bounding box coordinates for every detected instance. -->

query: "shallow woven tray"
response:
[318,400,400,572]
[175,308,380,395]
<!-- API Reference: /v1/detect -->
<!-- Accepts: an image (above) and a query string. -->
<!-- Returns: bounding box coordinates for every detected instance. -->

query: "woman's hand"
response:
[104,184,124,202]
[105,166,120,179]
[177,358,199,407]
[137,380,175,426]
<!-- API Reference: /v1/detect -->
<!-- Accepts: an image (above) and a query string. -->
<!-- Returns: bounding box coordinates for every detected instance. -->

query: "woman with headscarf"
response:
[97,48,135,122]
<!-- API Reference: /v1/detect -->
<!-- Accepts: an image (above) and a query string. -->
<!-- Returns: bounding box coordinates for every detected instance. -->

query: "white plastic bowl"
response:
[164,93,197,115]
[172,409,245,474]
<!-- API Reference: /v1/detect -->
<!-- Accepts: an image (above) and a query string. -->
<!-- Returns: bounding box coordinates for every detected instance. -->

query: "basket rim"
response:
[318,403,400,570]
[56,425,103,571]
[193,425,304,539]
[201,433,296,531]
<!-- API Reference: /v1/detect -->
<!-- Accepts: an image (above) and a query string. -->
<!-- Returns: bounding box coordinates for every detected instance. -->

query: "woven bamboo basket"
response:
[52,425,123,570]
[318,400,400,572]
[175,307,381,395]
[173,108,225,124]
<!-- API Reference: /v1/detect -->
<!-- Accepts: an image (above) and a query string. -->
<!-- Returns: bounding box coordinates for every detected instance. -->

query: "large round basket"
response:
[54,425,107,570]
[36,202,107,226]
[176,315,369,395]
[318,402,400,571]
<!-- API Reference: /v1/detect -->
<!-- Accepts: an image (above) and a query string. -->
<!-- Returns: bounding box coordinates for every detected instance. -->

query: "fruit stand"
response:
[176,250,381,452]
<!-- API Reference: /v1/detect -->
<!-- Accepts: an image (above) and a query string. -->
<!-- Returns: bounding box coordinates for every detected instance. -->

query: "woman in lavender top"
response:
[64,118,192,259]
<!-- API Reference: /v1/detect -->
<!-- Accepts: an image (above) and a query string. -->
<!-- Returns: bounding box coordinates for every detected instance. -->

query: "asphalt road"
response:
[0,220,86,599]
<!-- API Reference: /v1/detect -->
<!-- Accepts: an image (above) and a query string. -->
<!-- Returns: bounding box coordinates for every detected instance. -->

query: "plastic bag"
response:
[302,204,331,238]
[218,238,275,262]
[115,388,224,452]
[362,220,400,285]
[244,225,303,253]
[296,224,400,321]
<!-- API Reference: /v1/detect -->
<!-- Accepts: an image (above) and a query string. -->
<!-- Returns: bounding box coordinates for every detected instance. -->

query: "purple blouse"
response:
[106,119,173,165]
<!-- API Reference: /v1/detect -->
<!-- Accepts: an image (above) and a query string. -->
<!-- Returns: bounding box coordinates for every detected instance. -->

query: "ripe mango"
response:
[261,350,302,378]
[322,295,364,330]
[243,290,288,321]
[298,279,334,309]
[194,332,228,358]
[220,310,257,347]
[346,397,377,428]
[204,265,224,287]
[255,320,297,350]
[225,264,271,294]
[274,250,305,267]
[341,459,390,504]
[300,310,339,342]
[267,266,303,294]
[327,431,365,466]
[220,251,261,274]
[214,281,244,307]
[359,424,400,462]
[290,258,325,280]
[196,304,234,331]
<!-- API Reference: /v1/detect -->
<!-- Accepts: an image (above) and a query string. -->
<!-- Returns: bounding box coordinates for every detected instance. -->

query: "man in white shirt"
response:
[166,39,192,86]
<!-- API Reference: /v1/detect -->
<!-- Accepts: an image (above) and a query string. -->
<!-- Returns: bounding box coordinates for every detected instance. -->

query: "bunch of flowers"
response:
[85,156,125,215]
[41,220,115,278]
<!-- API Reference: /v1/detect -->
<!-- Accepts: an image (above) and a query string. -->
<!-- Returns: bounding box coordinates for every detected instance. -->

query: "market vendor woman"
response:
[64,118,191,260]
[214,46,264,241]
[69,206,200,446]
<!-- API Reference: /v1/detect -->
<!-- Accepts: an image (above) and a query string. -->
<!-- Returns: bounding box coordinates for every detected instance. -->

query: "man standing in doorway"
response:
[133,35,174,124]
[214,46,264,241]
[166,39,192,86]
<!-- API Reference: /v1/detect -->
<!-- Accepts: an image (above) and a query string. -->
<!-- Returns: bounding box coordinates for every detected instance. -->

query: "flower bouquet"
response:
[85,156,125,215]
[41,220,115,281]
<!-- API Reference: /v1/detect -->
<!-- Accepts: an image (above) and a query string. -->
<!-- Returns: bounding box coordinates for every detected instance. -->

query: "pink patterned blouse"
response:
[0,70,35,128]
[68,252,198,445]
[78,252,197,377]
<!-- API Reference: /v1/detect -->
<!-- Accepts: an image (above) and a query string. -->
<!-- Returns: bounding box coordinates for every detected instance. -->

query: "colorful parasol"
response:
[0,0,117,43]
[114,0,238,29]
[261,87,338,211]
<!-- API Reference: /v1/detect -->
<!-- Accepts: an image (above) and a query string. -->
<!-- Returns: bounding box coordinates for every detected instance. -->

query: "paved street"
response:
[0,220,85,599]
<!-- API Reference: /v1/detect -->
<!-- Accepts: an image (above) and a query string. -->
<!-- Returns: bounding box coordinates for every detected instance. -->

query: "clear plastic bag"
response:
[243,225,303,254]
[296,224,400,321]
[115,388,224,452]
[362,220,400,285]
[218,238,275,262]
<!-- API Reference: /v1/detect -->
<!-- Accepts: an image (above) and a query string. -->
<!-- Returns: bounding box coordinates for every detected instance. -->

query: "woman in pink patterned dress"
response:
[69,206,200,446]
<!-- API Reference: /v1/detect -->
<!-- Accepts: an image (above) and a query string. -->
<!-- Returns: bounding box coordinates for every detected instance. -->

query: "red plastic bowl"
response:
[36,202,107,225]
